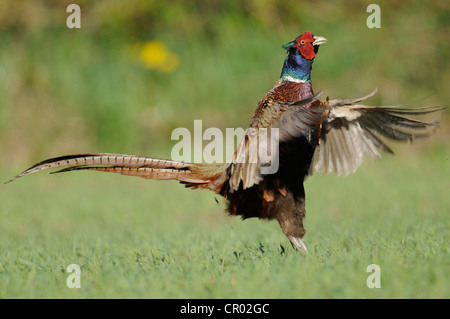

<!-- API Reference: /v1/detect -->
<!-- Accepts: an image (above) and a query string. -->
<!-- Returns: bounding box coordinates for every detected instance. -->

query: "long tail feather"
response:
[5,153,215,185]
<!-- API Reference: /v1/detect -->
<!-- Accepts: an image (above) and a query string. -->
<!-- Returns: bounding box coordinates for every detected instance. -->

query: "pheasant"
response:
[6,32,442,255]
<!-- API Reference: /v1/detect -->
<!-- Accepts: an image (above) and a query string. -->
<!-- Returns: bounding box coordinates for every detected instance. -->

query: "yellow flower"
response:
[132,40,180,72]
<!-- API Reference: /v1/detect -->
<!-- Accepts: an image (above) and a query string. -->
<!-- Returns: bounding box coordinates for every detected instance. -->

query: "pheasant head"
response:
[280,32,327,83]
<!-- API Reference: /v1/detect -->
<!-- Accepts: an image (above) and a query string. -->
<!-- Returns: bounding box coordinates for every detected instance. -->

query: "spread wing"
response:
[310,89,443,176]
[228,92,323,191]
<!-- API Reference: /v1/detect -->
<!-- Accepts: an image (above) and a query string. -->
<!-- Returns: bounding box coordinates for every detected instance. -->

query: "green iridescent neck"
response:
[280,52,313,83]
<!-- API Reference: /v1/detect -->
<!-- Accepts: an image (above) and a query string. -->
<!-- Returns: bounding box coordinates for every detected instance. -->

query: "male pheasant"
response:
[6,32,442,255]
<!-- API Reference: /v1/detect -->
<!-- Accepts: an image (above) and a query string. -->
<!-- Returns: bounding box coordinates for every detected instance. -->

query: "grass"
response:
[0,144,448,298]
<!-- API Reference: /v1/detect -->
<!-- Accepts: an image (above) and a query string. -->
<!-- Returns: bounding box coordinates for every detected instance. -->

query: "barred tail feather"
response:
[5,153,215,185]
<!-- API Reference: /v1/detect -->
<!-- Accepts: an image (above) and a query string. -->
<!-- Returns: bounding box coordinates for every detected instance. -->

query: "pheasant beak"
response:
[312,35,327,46]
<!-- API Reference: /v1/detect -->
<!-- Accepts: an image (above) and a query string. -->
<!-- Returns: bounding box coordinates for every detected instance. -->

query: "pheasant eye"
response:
[299,39,306,45]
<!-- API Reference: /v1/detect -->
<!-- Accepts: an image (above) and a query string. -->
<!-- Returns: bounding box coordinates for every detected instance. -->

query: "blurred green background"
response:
[0,0,448,299]
[0,0,448,167]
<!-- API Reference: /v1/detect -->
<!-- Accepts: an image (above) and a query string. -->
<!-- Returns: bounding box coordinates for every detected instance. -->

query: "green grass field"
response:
[1,142,448,298]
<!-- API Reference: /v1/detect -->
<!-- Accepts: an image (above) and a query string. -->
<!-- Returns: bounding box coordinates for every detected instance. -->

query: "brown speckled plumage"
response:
[253,81,314,121]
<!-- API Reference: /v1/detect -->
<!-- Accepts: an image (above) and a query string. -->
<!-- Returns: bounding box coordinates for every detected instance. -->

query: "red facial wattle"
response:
[294,32,316,60]
[298,43,315,60]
